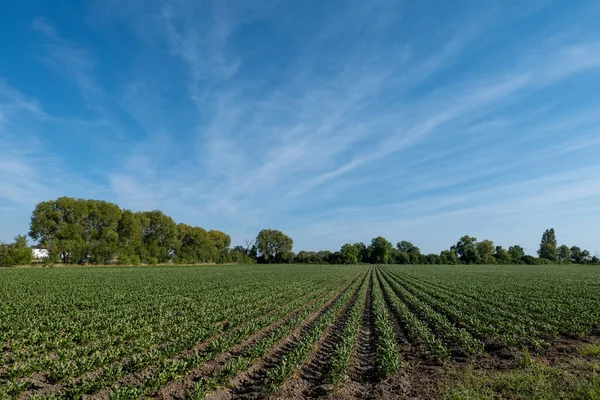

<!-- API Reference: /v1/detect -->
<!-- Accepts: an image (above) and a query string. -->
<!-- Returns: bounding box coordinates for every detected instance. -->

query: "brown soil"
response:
[152,287,337,400]
[206,276,364,400]
[273,277,365,399]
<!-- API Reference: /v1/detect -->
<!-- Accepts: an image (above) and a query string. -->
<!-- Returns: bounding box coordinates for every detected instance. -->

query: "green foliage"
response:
[569,246,592,264]
[538,228,558,262]
[494,246,512,264]
[396,241,421,264]
[340,243,360,264]
[368,236,393,264]
[28,197,233,265]
[508,245,526,263]
[477,240,496,264]
[456,236,481,264]
[2,264,600,398]
[0,235,32,266]
[443,353,600,400]
[558,245,571,264]
[255,229,293,263]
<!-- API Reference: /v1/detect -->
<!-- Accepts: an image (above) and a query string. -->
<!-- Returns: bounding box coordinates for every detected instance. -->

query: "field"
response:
[1,264,600,399]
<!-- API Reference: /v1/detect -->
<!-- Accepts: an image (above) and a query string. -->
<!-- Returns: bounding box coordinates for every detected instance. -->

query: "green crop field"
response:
[1,264,600,399]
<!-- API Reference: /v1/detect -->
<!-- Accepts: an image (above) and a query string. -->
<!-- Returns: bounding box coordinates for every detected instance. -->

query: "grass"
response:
[443,347,600,399]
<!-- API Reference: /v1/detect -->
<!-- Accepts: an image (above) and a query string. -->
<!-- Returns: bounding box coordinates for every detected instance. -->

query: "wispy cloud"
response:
[2,0,600,252]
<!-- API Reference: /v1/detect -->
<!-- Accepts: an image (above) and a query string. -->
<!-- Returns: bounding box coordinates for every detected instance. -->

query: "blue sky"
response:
[1,0,600,255]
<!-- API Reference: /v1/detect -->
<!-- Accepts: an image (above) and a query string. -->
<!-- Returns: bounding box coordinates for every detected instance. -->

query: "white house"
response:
[32,248,49,259]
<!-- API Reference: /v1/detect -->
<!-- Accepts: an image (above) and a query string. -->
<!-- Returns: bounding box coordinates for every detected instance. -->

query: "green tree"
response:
[368,236,393,264]
[117,210,143,259]
[208,230,231,262]
[84,199,122,264]
[0,235,32,266]
[538,228,558,262]
[558,245,571,264]
[29,197,89,263]
[255,229,293,263]
[137,210,179,263]
[353,242,368,263]
[456,235,480,264]
[493,246,512,264]
[477,240,496,264]
[569,246,591,264]
[396,241,421,264]
[340,243,360,264]
[440,249,459,264]
[508,245,525,264]
[394,250,411,264]
[177,224,218,263]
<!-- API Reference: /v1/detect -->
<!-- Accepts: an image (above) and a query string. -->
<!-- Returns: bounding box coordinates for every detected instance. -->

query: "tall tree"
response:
[456,235,480,264]
[477,240,496,264]
[137,210,179,263]
[84,200,122,264]
[368,236,393,264]
[440,249,459,264]
[0,235,32,266]
[569,246,591,264]
[494,246,512,264]
[255,229,293,263]
[340,243,360,264]
[117,210,143,258]
[354,242,368,263]
[508,245,525,263]
[29,197,89,263]
[538,228,558,262]
[177,224,218,263]
[396,241,421,264]
[558,245,571,264]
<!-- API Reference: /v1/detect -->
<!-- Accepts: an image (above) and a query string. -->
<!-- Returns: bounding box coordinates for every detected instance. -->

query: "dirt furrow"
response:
[273,276,365,399]
[206,276,363,400]
[152,286,336,399]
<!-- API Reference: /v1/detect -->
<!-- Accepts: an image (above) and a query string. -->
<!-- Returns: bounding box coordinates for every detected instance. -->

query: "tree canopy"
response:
[255,229,293,263]
[6,199,599,267]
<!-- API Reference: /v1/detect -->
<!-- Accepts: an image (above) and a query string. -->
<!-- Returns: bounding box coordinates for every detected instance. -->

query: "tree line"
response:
[237,228,599,266]
[2,197,252,266]
[0,197,598,266]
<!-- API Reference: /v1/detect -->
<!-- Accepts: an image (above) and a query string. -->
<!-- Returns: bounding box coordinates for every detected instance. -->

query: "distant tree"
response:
[477,240,496,264]
[494,246,512,264]
[508,245,525,264]
[394,250,411,264]
[340,243,360,264]
[317,250,333,264]
[117,210,143,258]
[255,229,293,263]
[456,235,480,264]
[84,199,122,264]
[422,253,441,264]
[208,230,231,262]
[0,235,32,266]
[521,255,541,265]
[569,246,591,264]
[29,197,89,263]
[354,242,369,264]
[396,241,421,264]
[440,249,459,264]
[558,245,571,264]
[368,236,393,264]
[137,210,180,263]
[177,224,218,263]
[538,228,558,262]
[295,250,319,264]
